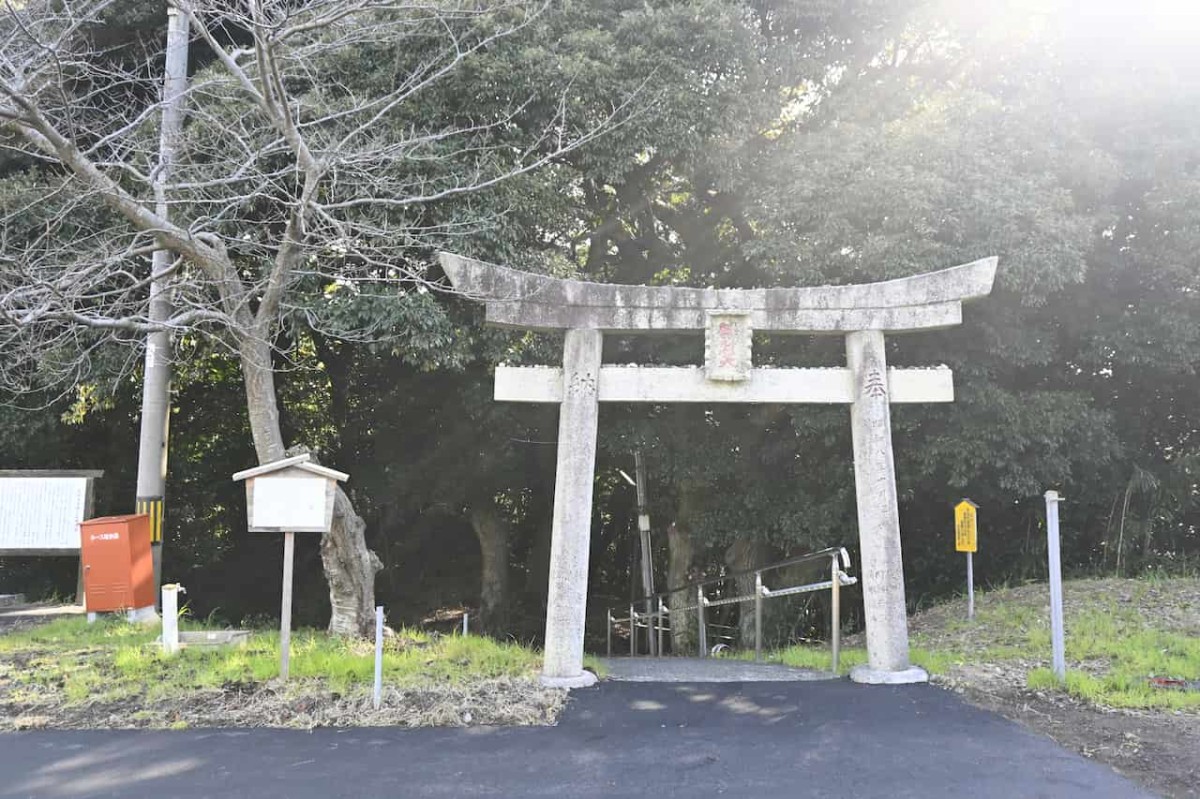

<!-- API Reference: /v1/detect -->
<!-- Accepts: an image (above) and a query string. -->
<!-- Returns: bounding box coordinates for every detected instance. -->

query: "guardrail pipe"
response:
[831,555,841,674]
[657,596,666,657]
[607,547,858,663]
[606,609,612,658]
[754,571,763,662]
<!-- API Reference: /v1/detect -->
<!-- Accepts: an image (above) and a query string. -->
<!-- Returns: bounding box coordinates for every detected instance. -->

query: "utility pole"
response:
[135,6,190,595]
[633,451,656,655]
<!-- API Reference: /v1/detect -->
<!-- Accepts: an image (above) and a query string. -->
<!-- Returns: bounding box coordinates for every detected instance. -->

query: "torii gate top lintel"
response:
[439,252,997,334]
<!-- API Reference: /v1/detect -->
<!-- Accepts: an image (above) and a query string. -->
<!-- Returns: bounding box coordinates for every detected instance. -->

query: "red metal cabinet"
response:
[80,514,154,612]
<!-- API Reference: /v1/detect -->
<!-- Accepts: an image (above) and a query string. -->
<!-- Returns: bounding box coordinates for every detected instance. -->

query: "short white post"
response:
[1045,490,1066,682]
[373,605,384,710]
[629,603,636,657]
[657,596,666,657]
[966,552,975,620]
[161,584,183,654]
[280,531,295,681]
[462,613,468,636]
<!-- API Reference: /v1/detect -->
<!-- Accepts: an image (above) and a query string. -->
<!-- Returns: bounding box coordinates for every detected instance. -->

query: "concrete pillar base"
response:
[849,664,929,685]
[540,671,598,689]
[127,605,159,624]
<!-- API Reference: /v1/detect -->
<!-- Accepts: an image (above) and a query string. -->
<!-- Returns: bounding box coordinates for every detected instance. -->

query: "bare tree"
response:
[0,0,633,635]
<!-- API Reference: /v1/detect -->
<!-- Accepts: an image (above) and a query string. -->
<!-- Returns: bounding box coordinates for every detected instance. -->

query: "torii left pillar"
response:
[541,329,603,687]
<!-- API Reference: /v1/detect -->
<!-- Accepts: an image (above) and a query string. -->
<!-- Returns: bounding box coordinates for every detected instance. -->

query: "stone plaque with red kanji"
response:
[704,312,752,381]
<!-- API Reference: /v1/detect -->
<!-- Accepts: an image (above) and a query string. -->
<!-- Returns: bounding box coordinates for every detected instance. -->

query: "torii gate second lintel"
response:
[440,252,998,688]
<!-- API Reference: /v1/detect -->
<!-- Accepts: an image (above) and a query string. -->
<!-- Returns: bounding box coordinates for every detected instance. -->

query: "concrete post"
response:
[136,7,191,595]
[845,330,927,684]
[540,328,602,688]
[161,583,182,655]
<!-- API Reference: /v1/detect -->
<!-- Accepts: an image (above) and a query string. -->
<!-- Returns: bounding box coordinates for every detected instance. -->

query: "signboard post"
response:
[955,499,978,619]
[233,454,348,681]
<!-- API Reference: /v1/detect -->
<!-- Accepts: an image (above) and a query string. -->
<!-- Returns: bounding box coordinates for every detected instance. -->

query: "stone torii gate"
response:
[441,252,998,687]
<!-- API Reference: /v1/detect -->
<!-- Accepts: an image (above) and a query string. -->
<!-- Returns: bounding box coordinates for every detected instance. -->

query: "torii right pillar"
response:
[846,329,928,684]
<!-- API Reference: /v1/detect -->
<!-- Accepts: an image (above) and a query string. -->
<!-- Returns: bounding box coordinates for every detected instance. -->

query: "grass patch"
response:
[1021,611,1200,710]
[750,577,1200,711]
[911,577,1200,711]
[0,616,545,707]
[747,644,961,677]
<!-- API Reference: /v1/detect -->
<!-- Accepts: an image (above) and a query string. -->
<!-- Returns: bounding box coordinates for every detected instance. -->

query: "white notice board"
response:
[0,472,101,553]
[250,476,328,531]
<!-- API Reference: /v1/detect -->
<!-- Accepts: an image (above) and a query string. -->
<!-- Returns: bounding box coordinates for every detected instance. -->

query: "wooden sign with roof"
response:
[233,453,348,534]
[232,453,349,680]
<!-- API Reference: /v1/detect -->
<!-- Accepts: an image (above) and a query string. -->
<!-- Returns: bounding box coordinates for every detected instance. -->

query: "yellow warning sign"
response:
[955,499,978,553]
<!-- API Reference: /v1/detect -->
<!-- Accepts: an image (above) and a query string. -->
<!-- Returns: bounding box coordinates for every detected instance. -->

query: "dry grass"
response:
[6,678,565,731]
[0,615,567,730]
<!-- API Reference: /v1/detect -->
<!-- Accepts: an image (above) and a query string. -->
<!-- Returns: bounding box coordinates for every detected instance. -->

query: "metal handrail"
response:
[606,546,857,671]
[626,546,850,607]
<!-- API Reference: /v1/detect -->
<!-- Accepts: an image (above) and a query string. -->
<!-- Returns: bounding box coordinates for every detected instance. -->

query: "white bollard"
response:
[1045,491,1066,682]
[373,605,384,710]
[161,584,185,654]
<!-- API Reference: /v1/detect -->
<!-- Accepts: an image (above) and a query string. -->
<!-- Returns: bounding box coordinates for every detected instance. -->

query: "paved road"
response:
[0,681,1150,798]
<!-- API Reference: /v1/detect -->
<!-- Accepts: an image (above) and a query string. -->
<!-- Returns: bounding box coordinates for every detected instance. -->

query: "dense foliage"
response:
[2,0,1197,647]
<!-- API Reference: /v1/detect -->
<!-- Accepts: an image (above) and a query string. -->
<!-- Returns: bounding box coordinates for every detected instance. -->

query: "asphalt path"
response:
[0,681,1150,798]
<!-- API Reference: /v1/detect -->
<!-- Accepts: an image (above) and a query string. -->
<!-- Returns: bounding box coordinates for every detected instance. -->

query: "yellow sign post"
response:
[955,499,979,618]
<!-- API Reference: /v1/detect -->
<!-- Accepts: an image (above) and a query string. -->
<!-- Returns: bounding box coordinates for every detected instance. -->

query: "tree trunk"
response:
[667,501,697,654]
[469,501,510,635]
[238,332,380,637]
[322,486,382,637]
[725,535,771,650]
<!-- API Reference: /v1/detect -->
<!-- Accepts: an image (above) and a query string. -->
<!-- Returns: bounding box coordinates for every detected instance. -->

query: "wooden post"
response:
[280,531,295,681]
